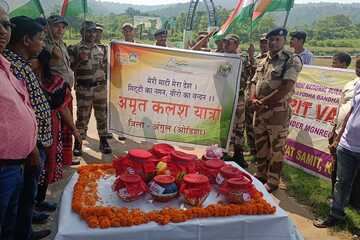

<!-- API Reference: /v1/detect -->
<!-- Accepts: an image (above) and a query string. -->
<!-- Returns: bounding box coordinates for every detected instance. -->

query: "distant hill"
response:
[275,2,360,27]
[89,1,360,27]
[145,2,360,27]
[87,0,172,15]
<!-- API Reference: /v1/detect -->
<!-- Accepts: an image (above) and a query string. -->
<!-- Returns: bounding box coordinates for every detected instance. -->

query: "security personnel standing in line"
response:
[245,34,269,158]
[122,23,136,43]
[224,34,251,168]
[95,23,113,140]
[68,21,112,155]
[250,27,302,192]
[154,29,168,47]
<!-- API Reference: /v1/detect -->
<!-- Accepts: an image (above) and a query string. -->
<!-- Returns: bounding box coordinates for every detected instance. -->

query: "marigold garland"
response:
[72,164,276,229]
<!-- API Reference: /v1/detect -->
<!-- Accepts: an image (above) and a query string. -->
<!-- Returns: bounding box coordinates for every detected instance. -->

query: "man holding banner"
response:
[224,34,250,168]
[245,35,268,158]
[251,27,302,192]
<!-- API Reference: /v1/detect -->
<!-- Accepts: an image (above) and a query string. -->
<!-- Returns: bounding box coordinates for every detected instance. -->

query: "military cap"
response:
[122,22,134,29]
[154,29,167,37]
[198,31,208,36]
[260,33,267,41]
[96,23,104,31]
[266,27,288,39]
[81,21,97,31]
[224,33,240,43]
[47,15,68,26]
[290,31,307,41]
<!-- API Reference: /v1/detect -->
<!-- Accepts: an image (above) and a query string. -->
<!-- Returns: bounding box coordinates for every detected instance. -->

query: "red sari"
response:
[41,75,73,183]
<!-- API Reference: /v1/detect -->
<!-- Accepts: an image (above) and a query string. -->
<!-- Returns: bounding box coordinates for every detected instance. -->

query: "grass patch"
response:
[282,164,360,233]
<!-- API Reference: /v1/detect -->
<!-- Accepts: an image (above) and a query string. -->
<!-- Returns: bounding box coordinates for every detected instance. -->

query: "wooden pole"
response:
[283,11,290,28]
[249,0,256,43]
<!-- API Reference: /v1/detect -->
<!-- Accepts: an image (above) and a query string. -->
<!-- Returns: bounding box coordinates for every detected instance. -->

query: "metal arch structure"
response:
[183,0,217,48]
[185,0,217,31]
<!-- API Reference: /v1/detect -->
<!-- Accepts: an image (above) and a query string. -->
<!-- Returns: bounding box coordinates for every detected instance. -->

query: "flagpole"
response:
[283,0,294,28]
[35,0,56,43]
[283,10,290,28]
[83,0,87,21]
[249,0,256,43]
[82,0,87,43]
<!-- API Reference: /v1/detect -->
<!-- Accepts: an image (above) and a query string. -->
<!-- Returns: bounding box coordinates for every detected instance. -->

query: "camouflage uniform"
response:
[97,43,108,77]
[252,49,302,187]
[68,41,107,139]
[44,37,75,88]
[231,56,253,154]
[244,53,267,155]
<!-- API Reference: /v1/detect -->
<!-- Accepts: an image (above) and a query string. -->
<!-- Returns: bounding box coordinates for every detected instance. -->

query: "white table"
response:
[55,162,303,240]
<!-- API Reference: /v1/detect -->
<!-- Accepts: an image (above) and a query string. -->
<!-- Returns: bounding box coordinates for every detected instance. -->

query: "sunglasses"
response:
[122,28,133,33]
[0,21,14,30]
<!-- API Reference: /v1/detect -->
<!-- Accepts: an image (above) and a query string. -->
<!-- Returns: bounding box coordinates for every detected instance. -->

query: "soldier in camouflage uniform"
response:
[95,23,115,140]
[250,28,302,192]
[224,34,251,168]
[69,21,112,155]
[245,35,269,157]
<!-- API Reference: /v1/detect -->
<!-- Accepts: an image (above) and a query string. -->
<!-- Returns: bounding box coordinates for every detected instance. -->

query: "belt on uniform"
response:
[77,81,105,88]
[263,100,290,109]
[0,159,25,166]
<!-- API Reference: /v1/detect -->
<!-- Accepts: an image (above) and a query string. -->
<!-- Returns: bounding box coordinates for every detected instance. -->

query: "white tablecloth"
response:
[55,162,303,240]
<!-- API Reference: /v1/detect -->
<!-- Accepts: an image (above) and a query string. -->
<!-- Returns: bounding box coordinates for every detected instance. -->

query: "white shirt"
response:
[336,77,360,133]
[298,48,314,65]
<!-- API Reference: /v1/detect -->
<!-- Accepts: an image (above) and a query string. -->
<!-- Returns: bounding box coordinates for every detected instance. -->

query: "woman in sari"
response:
[31,50,81,209]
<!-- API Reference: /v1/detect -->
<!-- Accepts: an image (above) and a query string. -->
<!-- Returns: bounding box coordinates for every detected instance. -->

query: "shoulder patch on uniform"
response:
[282,49,293,58]
[290,54,303,65]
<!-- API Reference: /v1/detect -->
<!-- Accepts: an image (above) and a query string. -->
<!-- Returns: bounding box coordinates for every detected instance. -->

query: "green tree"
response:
[310,15,359,40]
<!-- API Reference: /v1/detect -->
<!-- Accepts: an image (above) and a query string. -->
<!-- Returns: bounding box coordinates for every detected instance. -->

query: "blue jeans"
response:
[15,146,46,240]
[331,146,360,219]
[0,165,23,240]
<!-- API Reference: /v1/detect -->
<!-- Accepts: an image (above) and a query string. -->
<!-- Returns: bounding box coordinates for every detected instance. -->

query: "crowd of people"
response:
[0,4,359,239]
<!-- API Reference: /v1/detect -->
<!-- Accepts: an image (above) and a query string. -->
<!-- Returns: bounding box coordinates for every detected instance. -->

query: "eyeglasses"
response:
[0,21,14,30]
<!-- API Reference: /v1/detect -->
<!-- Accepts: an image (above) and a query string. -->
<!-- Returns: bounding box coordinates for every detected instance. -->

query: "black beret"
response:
[154,29,167,37]
[266,27,288,39]
[290,31,307,41]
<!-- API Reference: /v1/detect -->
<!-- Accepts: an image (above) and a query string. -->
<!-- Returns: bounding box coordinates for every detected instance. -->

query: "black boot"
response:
[118,135,126,141]
[73,139,82,156]
[99,136,112,154]
[233,148,248,169]
[31,229,51,240]
[106,132,113,139]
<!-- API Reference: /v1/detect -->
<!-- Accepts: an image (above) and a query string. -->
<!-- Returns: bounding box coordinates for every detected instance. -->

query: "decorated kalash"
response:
[72,144,276,228]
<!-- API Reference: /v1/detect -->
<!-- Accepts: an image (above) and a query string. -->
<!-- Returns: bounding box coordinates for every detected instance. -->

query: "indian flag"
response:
[214,0,294,40]
[60,0,88,17]
[252,0,294,24]
[214,0,255,40]
[9,0,43,18]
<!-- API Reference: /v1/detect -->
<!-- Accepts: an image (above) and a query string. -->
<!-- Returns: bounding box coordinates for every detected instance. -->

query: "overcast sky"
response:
[99,0,360,5]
